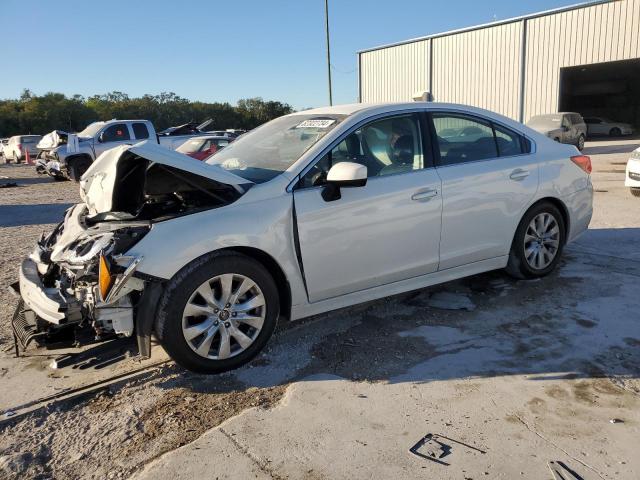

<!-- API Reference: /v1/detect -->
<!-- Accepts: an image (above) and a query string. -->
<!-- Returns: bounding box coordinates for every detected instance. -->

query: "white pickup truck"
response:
[36,119,214,180]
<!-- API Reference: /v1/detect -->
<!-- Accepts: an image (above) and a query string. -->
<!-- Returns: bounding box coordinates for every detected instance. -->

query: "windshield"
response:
[527,115,562,128]
[205,114,345,183]
[77,121,105,138]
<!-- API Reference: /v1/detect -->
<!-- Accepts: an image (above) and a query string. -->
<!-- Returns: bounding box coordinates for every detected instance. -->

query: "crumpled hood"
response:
[36,130,68,150]
[80,141,252,216]
[37,130,92,151]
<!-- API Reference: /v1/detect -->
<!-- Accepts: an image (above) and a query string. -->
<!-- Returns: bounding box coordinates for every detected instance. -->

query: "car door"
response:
[94,123,133,157]
[560,115,572,143]
[430,112,539,270]
[293,112,443,303]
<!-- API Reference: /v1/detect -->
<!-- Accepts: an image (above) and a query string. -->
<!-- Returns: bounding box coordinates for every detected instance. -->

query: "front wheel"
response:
[156,252,279,373]
[506,202,566,279]
[631,188,640,198]
[610,127,621,137]
[577,134,585,151]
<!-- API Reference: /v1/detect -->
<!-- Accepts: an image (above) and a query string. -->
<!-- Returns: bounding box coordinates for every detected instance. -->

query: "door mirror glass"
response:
[322,162,367,201]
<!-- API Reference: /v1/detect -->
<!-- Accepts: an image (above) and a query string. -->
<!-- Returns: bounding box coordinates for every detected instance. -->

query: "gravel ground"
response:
[1,141,639,479]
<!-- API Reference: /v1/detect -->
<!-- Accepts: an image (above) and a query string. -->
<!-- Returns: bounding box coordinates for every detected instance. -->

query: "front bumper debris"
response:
[19,257,75,324]
[11,299,43,356]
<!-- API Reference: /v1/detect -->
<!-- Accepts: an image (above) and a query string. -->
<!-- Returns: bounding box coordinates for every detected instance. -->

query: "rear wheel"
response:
[631,188,640,198]
[610,127,622,137]
[506,202,566,279]
[156,252,279,374]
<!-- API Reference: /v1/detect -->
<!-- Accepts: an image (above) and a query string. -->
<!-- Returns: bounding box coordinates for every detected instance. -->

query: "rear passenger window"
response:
[132,123,150,139]
[494,124,524,156]
[432,114,497,165]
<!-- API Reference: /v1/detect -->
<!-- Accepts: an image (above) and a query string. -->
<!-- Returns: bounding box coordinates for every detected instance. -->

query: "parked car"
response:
[583,116,634,137]
[35,120,156,180]
[206,130,244,139]
[626,147,640,197]
[3,135,42,163]
[36,119,222,180]
[175,135,232,160]
[156,119,214,149]
[527,113,587,150]
[13,102,593,373]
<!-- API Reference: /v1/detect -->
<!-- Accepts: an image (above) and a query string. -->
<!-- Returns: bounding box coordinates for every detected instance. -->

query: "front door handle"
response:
[509,168,530,181]
[411,188,438,201]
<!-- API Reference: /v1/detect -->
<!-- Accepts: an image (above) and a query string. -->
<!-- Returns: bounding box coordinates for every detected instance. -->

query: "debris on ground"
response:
[548,460,584,480]
[428,291,476,311]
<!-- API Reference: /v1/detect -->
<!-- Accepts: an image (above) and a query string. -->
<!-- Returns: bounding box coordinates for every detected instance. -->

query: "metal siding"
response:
[359,0,639,121]
[360,40,430,102]
[524,0,640,121]
[431,22,523,119]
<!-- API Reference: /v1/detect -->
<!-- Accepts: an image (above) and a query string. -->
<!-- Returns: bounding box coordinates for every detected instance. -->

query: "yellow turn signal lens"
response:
[98,255,114,301]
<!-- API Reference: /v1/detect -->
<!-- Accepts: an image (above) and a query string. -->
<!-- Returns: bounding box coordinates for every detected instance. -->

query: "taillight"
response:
[570,155,592,174]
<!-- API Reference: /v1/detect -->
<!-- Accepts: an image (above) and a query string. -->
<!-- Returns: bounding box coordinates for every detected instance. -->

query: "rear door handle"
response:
[411,188,438,201]
[509,169,530,181]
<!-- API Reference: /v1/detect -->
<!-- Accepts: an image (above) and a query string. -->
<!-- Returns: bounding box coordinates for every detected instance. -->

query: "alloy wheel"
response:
[524,212,560,270]
[181,273,266,360]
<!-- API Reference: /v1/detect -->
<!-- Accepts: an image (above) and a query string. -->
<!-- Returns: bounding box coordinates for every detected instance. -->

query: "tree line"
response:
[0,90,294,137]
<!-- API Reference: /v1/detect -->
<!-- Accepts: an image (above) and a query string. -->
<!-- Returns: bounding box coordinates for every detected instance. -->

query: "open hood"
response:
[80,141,252,218]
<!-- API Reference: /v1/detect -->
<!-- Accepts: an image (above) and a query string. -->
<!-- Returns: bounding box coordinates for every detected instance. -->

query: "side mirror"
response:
[98,132,105,143]
[562,125,570,132]
[321,162,367,202]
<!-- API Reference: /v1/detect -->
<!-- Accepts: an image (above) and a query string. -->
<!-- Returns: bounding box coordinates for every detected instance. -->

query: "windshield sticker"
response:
[295,119,336,129]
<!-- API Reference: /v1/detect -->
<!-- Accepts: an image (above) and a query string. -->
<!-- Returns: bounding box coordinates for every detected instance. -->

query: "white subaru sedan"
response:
[626,147,640,197]
[14,103,593,373]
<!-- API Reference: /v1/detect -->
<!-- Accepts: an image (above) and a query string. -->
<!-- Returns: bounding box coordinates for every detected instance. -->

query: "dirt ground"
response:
[1,139,639,479]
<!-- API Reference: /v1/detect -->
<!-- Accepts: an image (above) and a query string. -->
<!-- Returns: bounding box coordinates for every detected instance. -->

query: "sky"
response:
[2,0,585,109]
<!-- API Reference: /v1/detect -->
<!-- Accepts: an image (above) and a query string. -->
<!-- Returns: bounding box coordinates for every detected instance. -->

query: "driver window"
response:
[101,124,131,142]
[299,113,423,188]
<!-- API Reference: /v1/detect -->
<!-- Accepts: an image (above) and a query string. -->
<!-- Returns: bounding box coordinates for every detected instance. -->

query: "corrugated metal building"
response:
[358,0,640,127]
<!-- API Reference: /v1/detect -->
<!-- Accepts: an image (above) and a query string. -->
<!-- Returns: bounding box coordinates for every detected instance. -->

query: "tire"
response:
[68,157,92,181]
[505,202,566,280]
[576,134,585,151]
[631,188,640,198]
[610,127,621,137]
[156,252,280,374]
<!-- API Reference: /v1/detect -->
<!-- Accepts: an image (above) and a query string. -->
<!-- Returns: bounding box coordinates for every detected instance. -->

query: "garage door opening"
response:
[559,58,640,135]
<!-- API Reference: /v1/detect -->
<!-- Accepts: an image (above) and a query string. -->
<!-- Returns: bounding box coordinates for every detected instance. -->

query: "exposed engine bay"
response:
[13,142,249,356]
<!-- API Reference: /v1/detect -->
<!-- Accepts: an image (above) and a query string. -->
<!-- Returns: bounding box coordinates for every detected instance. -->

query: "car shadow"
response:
[0,203,74,227]
[583,141,640,155]
[149,227,640,397]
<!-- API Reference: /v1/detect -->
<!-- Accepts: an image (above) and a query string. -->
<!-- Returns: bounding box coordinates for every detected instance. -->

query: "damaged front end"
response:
[13,141,250,358]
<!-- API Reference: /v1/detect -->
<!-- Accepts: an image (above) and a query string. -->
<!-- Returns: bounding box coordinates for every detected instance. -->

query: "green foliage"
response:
[0,90,293,136]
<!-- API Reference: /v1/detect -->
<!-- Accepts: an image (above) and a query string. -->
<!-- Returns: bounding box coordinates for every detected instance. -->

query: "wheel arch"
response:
[520,196,571,244]
[210,246,292,322]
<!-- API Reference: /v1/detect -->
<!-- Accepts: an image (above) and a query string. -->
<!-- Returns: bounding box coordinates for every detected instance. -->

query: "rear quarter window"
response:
[132,123,150,139]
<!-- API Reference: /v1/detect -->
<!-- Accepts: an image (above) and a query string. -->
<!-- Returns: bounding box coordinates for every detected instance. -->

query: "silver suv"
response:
[527,113,587,151]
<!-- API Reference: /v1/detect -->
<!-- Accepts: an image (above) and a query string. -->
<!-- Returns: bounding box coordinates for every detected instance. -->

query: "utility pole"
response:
[324,0,333,105]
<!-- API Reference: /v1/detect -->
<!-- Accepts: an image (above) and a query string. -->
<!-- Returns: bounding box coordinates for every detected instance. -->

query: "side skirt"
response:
[290,256,508,321]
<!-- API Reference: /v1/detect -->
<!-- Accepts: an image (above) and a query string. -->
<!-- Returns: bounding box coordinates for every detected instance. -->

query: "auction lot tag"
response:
[296,119,336,129]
